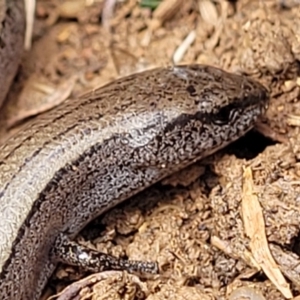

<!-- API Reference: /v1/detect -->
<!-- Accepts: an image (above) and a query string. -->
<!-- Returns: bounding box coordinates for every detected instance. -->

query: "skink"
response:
[0,0,25,108]
[0,65,269,299]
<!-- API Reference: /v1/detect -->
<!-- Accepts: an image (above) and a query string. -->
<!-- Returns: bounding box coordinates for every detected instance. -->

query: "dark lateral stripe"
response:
[0,114,103,199]
[0,71,144,162]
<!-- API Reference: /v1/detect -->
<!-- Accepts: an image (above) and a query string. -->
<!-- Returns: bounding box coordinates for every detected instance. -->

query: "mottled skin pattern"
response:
[0,0,25,108]
[0,65,269,299]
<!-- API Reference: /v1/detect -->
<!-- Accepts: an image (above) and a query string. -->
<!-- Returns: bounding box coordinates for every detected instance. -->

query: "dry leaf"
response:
[242,167,292,299]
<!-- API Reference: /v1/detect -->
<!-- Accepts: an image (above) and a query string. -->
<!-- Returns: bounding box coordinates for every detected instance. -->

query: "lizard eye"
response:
[212,105,238,125]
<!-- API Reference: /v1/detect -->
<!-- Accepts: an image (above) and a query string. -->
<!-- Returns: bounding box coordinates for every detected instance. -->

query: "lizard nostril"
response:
[186,85,197,96]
